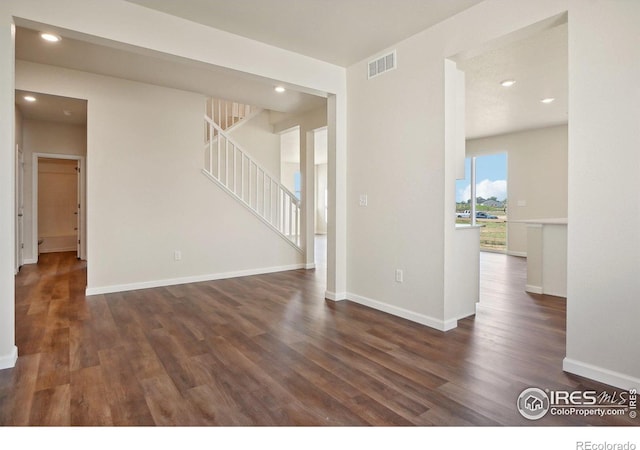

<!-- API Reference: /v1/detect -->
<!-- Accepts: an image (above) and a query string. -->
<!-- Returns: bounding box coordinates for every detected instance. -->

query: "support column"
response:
[300,128,315,268]
[326,93,347,300]
[0,11,18,370]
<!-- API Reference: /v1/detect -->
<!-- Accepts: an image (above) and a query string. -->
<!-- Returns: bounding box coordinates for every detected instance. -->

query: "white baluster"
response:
[249,161,253,207]
[216,129,221,179]
[224,138,229,188]
[238,150,244,200]
[208,123,213,175]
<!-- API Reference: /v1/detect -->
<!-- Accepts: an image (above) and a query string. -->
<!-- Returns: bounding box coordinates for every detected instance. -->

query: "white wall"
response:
[564,0,640,388]
[15,106,22,153]
[17,60,303,293]
[346,0,568,329]
[0,0,347,369]
[280,162,299,195]
[228,110,281,179]
[21,119,87,262]
[0,11,16,369]
[272,104,328,134]
[466,125,568,255]
[23,119,87,156]
[315,163,328,234]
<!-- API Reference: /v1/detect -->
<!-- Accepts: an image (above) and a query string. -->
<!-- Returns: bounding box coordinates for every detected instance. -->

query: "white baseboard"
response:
[86,263,306,296]
[457,309,476,321]
[563,358,640,390]
[347,292,457,332]
[40,246,76,253]
[0,346,18,370]
[325,290,347,301]
[525,284,543,294]
[23,258,38,265]
[507,250,527,258]
[304,263,316,270]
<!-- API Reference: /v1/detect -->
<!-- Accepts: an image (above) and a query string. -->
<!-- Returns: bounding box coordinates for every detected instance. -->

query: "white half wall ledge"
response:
[563,358,640,391]
[85,263,306,296]
[0,346,18,370]
[507,250,528,258]
[347,292,458,332]
[324,290,347,301]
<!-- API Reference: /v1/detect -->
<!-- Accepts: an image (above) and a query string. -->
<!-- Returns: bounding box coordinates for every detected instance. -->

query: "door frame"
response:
[32,153,86,262]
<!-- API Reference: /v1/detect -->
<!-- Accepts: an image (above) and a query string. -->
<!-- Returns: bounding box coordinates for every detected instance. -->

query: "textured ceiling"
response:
[125,0,484,66]
[15,89,87,126]
[459,22,568,139]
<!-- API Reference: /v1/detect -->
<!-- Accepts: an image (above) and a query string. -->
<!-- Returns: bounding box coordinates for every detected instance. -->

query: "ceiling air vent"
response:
[368,50,396,79]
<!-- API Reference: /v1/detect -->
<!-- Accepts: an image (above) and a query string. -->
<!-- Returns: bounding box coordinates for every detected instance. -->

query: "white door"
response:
[75,162,81,258]
[16,146,24,270]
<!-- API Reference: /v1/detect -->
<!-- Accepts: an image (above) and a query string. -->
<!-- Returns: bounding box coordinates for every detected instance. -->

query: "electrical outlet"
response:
[359,194,368,207]
[174,250,182,261]
[395,269,403,283]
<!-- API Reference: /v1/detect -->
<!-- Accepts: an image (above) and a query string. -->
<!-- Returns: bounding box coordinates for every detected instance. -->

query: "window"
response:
[456,153,508,252]
[294,171,301,200]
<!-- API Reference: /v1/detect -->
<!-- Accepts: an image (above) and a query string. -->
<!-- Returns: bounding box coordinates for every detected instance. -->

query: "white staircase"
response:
[202,99,302,250]
[206,98,259,131]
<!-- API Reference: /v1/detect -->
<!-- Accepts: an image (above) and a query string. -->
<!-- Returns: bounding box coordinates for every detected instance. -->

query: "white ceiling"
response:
[15,26,326,115]
[15,4,567,140]
[459,22,568,139]
[125,0,484,67]
[15,89,87,125]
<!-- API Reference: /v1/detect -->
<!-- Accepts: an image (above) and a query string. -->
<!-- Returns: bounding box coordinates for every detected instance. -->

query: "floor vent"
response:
[368,50,396,79]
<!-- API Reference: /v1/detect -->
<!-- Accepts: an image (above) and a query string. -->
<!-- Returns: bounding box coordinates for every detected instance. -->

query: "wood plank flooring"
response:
[1,251,635,426]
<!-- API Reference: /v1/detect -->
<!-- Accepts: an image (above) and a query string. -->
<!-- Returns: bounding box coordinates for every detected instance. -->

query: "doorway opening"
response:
[279,125,328,273]
[33,155,85,260]
[15,90,88,266]
[451,14,568,317]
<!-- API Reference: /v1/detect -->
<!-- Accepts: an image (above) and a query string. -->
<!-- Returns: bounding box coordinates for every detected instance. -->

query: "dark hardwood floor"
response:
[0,251,635,426]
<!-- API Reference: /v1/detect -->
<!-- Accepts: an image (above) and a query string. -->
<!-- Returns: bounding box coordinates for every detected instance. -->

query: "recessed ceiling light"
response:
[40,32,61,43]
[500,79,516,87]
[23,95,36,102]
[274,86,286,93]
[540,97,555,104]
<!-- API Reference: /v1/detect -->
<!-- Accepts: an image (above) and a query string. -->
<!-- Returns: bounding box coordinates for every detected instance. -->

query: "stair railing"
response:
[206,98,257,130]
[203,115,301,250]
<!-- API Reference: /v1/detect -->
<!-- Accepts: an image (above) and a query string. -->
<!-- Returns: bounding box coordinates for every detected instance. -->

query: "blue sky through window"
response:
[456,153,507,203]
[294,171,301,199]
